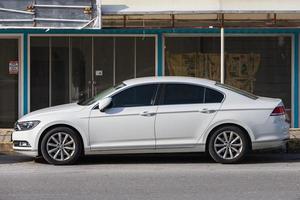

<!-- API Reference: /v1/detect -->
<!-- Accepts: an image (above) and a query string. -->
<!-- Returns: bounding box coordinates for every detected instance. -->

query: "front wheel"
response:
[208,126,249,164]
[41,127,82,165]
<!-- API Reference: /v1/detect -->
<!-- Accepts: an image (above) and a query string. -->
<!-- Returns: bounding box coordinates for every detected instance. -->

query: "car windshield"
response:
[215,82,258,100]
[77,83,125,106]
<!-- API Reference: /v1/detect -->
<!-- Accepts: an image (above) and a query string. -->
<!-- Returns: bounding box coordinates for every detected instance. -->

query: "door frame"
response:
[0,34,24,121]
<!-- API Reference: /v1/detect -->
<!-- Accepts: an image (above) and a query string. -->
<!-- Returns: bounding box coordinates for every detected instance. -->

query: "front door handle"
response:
[140,111,156,116]
[200,108,216,114]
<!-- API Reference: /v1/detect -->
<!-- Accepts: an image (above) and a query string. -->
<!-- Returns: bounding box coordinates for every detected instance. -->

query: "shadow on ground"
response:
[0,152,33,164]
[1,151,300,165]
[77,152,300,165]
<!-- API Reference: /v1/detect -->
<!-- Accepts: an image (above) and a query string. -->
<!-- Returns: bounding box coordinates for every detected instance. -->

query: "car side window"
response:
[205,88,224,103]
[111,84,158,108]
[161,84,205,105]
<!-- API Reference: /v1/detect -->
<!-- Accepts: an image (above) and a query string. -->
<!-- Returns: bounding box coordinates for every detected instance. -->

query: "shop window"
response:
[136,37,156,77]
[51,37,69,106]
[30,36,156,112]
[224,36,291,116]
[115,37,135,85]
[0,39,19,127]
[30,37,49,111]
[71,37,92,102]
[164,37,220,81]
[93,37,114,93]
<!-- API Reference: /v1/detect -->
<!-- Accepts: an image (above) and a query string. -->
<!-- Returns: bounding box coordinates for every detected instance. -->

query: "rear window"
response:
[216,83,258,100]
[205,88,224,103]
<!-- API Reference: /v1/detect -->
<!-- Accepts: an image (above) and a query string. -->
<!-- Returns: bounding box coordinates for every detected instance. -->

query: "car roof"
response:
[123,76,216,86]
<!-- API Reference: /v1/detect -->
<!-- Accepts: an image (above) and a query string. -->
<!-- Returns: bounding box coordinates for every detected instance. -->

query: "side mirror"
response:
[98,97,112,112]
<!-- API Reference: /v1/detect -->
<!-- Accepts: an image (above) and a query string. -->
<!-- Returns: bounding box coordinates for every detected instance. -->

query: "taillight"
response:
[271,106,285,116]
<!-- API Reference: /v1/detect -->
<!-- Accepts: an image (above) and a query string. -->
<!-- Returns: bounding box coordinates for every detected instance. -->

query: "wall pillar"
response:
[23,33,28,115]
[157,33,163,76]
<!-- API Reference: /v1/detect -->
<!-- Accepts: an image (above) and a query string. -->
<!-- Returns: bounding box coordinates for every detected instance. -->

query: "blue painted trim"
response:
[294,33,299,128]
[23,33,28,114]
[157,33,163,76]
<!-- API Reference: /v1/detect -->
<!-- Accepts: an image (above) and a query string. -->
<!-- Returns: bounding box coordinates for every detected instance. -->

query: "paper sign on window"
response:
[9,61,19,75]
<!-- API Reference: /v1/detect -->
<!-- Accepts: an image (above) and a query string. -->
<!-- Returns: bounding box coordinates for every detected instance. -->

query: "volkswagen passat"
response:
[13,77,290,164]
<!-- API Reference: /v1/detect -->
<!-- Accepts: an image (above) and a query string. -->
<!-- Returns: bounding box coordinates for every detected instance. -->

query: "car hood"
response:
[19,103,86,121]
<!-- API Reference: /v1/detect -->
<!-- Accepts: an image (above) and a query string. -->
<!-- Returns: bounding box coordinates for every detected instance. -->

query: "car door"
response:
[89,84,159,150]
[155,83,224,148]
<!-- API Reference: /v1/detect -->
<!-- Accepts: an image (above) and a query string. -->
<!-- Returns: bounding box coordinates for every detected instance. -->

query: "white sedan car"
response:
[13,76,290,164]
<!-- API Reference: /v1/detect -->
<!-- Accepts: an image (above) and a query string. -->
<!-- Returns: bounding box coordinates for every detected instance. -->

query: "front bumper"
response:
[12,129,39,157]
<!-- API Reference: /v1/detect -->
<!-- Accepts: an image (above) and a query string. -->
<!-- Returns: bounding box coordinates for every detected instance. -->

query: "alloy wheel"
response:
[213,131,243,160]
[46,132,76,161]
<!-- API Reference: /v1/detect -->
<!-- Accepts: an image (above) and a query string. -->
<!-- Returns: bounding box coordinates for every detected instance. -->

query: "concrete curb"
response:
[0,129,13,152]
[0,129,13,143]
[0,142,13,152]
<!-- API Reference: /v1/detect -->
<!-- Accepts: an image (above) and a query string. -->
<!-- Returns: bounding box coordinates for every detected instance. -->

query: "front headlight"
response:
[14,121,40,131]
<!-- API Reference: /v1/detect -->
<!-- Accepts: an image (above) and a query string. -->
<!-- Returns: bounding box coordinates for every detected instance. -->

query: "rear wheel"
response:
[41,127,82,165]
[208,126,249,164]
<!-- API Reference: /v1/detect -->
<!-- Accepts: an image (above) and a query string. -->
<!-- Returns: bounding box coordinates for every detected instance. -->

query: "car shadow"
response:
[0,152,34,164]
[76,152,300,166]
[1,152,300,165]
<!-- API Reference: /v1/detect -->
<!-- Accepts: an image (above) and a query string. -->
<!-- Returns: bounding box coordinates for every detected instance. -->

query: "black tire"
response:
[208,126,249,164]
[41,127,82,165]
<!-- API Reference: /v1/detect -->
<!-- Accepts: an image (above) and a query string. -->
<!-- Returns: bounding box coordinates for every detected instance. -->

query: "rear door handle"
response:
[140,111,156,116]
[200,108,216,114]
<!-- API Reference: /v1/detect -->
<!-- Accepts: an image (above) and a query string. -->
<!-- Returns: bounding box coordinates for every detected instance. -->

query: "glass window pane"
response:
[136,37,155,77]
[51,37,69,106]
[0,39,18,127]
[112,84,158,108]
[224,36,291,116]
[205,88,224,103]
[71,37,92,102]
[162,84,205,105]
[93,37,114,93]
[115,37,134,84]
[30,37,49,111]
[165,37,220,81]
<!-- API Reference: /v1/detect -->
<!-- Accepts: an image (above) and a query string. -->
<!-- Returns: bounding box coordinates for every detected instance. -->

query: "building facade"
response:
[0,0,299,128]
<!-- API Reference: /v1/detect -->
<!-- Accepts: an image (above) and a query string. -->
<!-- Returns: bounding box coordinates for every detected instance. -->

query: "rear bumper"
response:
[252,138,289,150]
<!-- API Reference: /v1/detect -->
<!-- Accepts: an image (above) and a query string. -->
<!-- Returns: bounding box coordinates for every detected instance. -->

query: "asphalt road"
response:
[0,152,300,200]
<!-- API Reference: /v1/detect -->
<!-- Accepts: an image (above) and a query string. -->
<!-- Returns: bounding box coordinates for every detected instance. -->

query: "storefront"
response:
[0,0,299,128]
